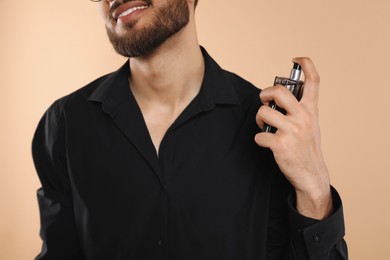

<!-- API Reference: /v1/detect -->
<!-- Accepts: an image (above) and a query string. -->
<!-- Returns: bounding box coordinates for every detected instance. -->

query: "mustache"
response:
[110,0,153,14]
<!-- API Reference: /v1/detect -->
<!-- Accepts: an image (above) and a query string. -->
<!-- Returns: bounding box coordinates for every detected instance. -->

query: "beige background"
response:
[1,0,389,259]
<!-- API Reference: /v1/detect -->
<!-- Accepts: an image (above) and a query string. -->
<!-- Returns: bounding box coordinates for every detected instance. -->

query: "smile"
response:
[118,5,149,19]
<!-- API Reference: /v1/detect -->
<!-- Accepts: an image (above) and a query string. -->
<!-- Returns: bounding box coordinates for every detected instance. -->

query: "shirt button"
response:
[162,184,167,190]
[312,234,320,242]
[157,240,163,246]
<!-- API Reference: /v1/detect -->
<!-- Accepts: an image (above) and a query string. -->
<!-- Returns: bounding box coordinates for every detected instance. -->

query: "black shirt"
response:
[32,47,347,260]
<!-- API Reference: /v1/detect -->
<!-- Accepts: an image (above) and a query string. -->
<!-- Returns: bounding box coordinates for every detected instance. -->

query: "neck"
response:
[128,20,204,110]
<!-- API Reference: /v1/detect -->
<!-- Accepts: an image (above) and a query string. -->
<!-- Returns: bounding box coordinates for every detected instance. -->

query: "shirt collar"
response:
[197,47,240,109]
[88,61,131,113]
[88,46,240,112]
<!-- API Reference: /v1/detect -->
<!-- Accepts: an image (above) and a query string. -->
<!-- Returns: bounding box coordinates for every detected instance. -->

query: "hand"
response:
[255,57,332,220]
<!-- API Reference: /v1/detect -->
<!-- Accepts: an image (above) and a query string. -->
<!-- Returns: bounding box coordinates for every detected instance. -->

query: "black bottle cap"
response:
[293,63,301,70]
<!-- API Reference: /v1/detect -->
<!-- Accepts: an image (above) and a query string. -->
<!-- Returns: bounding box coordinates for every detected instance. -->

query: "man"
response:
[32,0,347,259]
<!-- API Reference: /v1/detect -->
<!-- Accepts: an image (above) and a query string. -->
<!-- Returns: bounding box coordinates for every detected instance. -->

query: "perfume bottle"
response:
[262,63,304,133]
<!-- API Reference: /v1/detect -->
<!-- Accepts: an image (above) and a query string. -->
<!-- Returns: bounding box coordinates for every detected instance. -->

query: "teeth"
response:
[118,5,149,18]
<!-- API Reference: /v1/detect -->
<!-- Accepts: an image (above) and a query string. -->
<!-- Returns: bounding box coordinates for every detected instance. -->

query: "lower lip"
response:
[117,8,148,25]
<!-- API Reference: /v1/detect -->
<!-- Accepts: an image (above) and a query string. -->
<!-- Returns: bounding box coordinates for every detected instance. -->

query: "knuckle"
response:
[308,74,321,84]
[290,124,300,135]
[258,105,267,116]
[301,57,313,65]
[278,136,292,150]
[274,85,287,96]
[262,104,273,113]
[256,106,267,123]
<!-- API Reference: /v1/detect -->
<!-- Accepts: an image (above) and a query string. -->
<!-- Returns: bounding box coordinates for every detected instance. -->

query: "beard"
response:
[106,0,190,58]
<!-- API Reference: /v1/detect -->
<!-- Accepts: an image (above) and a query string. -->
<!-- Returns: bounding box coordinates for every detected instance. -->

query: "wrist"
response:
[295,186,333,220]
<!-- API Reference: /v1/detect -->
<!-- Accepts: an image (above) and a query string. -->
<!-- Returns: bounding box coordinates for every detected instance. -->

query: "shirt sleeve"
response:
[287,186,348,259]
[32,100,85,260]
[266,161,348,260]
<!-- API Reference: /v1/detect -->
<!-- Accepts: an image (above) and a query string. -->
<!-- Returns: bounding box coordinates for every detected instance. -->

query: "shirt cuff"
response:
[287,186,346,259]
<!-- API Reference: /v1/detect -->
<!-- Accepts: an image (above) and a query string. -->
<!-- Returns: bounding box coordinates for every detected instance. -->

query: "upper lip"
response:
[112,1,150,20]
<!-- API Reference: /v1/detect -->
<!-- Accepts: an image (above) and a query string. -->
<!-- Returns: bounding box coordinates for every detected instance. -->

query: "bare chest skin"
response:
[129,80,201,157]
[139,103,187,156]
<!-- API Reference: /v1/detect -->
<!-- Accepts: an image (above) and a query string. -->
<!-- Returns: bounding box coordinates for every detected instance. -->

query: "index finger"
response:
[292,57,320,105]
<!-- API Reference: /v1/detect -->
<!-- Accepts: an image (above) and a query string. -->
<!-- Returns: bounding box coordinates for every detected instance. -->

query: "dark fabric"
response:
[32,47,347,260]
